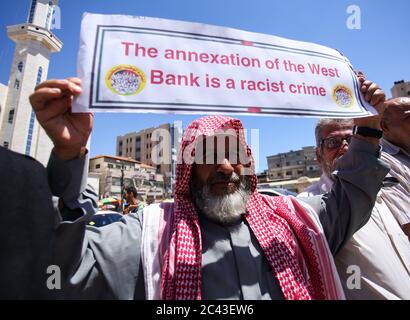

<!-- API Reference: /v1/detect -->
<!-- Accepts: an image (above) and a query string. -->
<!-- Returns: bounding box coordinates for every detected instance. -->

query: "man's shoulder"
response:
[0,146,46,177]
[143,201,175,213]
[299,181,322,197]
[0,146,41,163]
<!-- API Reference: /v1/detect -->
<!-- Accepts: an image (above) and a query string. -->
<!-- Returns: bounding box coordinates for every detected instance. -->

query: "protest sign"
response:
[73,13,376,117]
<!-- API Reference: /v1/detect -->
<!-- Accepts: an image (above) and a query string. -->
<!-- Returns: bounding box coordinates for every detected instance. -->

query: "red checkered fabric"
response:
[160,115,341,300]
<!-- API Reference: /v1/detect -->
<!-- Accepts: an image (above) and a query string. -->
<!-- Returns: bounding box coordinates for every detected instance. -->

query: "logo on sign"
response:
[105,65,146,95]
[332,85,354,108]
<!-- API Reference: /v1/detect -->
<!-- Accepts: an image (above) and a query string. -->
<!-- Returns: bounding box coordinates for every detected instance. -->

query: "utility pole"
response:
[116,160,125,211]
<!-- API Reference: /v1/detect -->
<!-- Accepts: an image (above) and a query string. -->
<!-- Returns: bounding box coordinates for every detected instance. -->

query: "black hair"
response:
[125,186,138,198]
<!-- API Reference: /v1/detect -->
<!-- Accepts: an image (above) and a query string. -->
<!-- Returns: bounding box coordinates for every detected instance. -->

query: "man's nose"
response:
[217,158,235,175]
[339,140,349,153]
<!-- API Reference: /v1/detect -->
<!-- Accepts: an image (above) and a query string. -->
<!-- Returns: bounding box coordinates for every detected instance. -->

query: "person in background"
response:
[0,78,97,299]
[123,186,144,215]
[299,104,410,299]
[379,97,410,241]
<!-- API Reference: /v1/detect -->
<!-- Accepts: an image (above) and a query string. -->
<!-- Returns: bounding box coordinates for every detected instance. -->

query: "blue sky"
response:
[1,0,409,171]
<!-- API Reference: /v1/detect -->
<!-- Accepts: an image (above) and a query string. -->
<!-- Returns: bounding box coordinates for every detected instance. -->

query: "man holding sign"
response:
[29,71,387,299]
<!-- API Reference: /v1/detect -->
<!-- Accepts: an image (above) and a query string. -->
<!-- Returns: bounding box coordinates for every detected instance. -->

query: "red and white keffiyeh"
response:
[142,115,344,300]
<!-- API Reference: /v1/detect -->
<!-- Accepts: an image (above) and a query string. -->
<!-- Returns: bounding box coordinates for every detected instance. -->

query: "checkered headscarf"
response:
[160,115,343,300]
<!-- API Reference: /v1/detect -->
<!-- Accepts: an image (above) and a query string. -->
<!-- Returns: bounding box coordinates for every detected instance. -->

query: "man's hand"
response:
[354,72,386,128]
[353,72,386,145]
[29,78,93,161]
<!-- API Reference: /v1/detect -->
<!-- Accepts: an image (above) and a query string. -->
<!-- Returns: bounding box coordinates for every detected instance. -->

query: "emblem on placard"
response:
[105,65,146,95]
[332,85,354,108]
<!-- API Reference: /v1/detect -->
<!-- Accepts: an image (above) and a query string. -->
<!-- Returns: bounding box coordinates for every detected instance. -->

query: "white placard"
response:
[73,13,376,117]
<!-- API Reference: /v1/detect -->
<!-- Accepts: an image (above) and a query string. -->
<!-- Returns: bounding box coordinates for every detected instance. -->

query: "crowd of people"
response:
[0,72,409,300]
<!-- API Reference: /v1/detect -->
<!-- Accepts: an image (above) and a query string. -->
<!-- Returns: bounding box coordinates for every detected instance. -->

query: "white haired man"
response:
[299,107,410,299]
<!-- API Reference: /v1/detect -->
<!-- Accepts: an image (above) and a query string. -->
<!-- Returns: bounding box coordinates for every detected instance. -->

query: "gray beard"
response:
[322,160,335,180]
[191,175,252,225]
[322,154,343,181]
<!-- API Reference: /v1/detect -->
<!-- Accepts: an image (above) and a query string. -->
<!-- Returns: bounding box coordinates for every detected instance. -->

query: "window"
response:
[8,109,15,124]
[112,178,121,186]
[3,141,9,149]
[119,151,122,157]
[14,79,20,90]
[36,67,43,85]
[286,171,292,176]
[96,164,101,169]
[108,164,113,169]
[17,62,23,73]
[135,137,141,150]
[45,1,54,30]
[407,91,410,96]
[27,0,37,23]
[25,111,36,155]
[276,164,280,167]
[25,67,43,155]
[286,162,290,166]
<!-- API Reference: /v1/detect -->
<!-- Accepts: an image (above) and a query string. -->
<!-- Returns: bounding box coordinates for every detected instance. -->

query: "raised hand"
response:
[29,77,93,160]
[354,72,386,134]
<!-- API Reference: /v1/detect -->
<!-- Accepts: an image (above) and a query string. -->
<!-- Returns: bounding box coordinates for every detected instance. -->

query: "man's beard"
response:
[322,155,343,180]
[191,172,252,225]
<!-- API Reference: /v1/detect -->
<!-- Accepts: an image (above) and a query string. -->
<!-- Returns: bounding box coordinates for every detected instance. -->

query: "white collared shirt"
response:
[299,173,410,299]
[380,138,410,226]
[298,173,333,197]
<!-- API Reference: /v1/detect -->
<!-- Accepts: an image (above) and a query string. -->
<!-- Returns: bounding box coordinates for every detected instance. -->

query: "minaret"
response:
[0,0,63,165]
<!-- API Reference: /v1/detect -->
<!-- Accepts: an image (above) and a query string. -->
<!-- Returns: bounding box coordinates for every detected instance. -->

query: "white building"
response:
[391,80,410,99]
[116,121,183,196]
[0,0,62,165]
[89,155,165,200]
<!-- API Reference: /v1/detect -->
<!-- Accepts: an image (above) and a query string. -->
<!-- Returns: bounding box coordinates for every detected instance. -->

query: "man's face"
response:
[316,125,353,177]
[191,135,247,196]
[190,134,252,225]
[125,191,132,202]
[382,99,410,153]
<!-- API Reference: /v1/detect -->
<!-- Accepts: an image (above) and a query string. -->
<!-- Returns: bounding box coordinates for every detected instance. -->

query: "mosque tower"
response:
[0,0,63,165]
